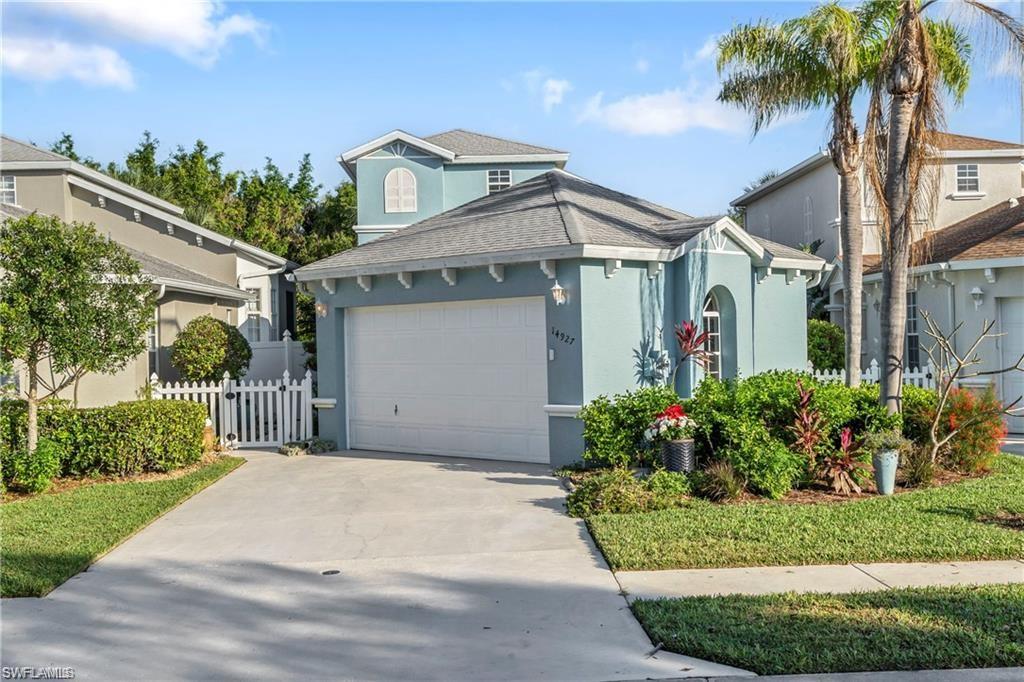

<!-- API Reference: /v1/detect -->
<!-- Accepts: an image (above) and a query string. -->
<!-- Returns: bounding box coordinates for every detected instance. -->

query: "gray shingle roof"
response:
[423,129,566,157]
[750,236,823,262]
[1,136,68,162]
[299,170,694,274]
[0,203,34,219]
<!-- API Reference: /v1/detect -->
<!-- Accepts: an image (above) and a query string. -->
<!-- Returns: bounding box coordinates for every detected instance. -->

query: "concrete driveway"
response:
[1,450,747,680]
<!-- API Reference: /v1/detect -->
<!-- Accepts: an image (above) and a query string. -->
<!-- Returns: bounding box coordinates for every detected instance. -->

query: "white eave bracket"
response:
[398,272,413,289]
[356,275,372,292]
[647,262,663,279]
[786,269,801,285]
[756,267,773,283]
[441,267,457,287]
[540,259,557,279]
[605,259,621,278]
[321,278,336,295]
[488,264,504,283]
[984,267,997,284]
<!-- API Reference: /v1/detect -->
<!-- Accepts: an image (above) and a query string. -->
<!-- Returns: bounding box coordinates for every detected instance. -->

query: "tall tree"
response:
[0,214,155,451]
[49,132,101,170]
[863,0,1015,413]
[162,140,239,230]
[718,2,889,387]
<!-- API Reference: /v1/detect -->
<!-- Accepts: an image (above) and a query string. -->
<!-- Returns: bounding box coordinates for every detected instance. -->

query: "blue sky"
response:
[3,1,1022,215]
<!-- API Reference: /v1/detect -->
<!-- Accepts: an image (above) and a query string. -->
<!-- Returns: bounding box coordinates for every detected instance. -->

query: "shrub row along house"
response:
[296,129,826,466]
[0,136,303,406]
[732,132,1024,433]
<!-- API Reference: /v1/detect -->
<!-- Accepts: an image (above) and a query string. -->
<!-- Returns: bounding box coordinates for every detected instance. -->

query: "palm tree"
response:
[864,0,1020,414]
[718,2,891,387]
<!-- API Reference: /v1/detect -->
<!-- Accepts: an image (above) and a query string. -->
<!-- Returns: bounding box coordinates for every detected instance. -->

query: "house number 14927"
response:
[551,327,575,345]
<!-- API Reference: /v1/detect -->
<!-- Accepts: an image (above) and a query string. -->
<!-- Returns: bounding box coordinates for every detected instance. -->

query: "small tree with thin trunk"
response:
[0,213,155,453]
[919,311,1024,464]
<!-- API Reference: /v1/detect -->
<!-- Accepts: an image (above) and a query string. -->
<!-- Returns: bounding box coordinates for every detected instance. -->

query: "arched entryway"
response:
[702,287,737,379]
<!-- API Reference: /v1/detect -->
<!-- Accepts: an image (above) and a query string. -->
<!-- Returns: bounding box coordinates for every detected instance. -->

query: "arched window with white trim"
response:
[702,292,722,379]
[384,167,417,213]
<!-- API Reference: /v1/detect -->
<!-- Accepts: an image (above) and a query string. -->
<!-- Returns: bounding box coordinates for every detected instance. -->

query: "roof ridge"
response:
[545,171,587,244]
[1,134,70,161]
[422,128,566,154]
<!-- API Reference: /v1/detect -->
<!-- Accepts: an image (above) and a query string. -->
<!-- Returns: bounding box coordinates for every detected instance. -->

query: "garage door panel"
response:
[1000,297,1024,433]
[347,298,550,463]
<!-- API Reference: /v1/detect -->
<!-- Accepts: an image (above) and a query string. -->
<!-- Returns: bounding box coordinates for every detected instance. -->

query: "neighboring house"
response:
[730,132,1024,434]
[731,132,1024,262]
[296,129,826,466]
[0,136,303,406]
[339,129,569,244]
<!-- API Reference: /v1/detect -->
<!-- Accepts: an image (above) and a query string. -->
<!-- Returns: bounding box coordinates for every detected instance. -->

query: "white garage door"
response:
[999,297,1024,434]
[346,297,550,462]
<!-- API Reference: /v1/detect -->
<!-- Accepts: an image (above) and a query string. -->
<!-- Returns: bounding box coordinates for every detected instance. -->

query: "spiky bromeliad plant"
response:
[821,427,871,495]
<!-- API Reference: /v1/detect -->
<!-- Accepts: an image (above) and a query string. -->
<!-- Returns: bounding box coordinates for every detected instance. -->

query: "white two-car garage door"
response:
[1000,297,1024,434]
[346,297,550,463]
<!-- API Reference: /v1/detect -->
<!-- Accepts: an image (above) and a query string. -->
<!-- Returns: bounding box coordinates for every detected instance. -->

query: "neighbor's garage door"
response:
[999,297,1024,434]
[346,297,550,462]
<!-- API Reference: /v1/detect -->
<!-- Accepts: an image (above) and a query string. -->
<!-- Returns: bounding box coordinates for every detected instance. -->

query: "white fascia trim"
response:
[941,149,1024,159]
[65,175,287,267]
[153,277,254,301]
[0,160,186,216]
[448,153,570,166]
[340,130,456,165]
[730,151,831,207]
[861,256,1024,283]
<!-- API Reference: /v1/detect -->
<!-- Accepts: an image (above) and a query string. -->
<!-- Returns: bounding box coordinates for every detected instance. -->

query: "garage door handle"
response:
[394,404,399,416]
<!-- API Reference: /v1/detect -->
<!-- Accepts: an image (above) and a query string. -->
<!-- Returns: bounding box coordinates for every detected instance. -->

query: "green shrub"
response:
[1,399,206,484]
[807,319,845,371]
[565,468,693,517]
[902,384,938,442]
[723,432,804,499]
[170,315,252,382]
[578,385,680,467]
[5,437,62,493]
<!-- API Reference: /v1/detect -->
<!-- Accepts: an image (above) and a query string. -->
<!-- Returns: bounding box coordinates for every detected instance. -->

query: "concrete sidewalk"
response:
[617,559,1024,600]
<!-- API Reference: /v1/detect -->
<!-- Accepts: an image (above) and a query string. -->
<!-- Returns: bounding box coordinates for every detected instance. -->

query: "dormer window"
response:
[0,176,15,205]
[384,167,417,213]
[487,169,512,194]
[956,164,979,193]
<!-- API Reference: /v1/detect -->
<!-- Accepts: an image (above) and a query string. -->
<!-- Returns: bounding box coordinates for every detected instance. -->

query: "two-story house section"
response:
[730,132,1024,263]
[0,135,303,405]
[338,129,569,244]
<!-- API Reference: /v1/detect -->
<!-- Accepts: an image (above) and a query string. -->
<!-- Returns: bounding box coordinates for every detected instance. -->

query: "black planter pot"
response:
[661,438,695,473]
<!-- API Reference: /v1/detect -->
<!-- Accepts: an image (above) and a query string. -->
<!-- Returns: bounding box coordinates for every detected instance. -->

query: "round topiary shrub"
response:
[807,319,845,371]
[170,315,252,382]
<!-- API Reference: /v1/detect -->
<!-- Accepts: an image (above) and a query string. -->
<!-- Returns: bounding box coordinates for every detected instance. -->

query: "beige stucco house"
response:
[730,132,1024,433]
[1,135,304,407]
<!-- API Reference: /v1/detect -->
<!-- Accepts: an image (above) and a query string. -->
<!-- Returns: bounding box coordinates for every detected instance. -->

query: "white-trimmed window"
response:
[956,164,979,193]
[487,169,512,194]
[384,167,417,213]
[702,293,722,380]
[246,288,262,342]
[906,290,920,369]
[147,308,160,375]
[0,176,15,205]
[803,196,814,243]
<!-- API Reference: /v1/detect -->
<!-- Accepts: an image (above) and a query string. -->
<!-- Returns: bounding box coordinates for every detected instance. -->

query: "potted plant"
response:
[644,404,697,472]
[864,430,907,496]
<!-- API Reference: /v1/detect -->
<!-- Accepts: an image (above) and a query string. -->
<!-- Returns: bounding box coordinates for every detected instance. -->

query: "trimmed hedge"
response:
[1,400,206,490]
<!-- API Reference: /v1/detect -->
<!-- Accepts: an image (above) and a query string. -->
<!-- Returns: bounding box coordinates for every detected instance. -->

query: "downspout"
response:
[935,263,956,365]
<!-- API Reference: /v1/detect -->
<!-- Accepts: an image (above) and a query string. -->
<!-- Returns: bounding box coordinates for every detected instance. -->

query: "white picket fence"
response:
[151,370,313,448]
[809,358,936,389]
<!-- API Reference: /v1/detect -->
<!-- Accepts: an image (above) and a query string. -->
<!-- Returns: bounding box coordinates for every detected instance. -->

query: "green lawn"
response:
[633,585,1024,675]
[589,455,1024,571]
[1,456,244,597]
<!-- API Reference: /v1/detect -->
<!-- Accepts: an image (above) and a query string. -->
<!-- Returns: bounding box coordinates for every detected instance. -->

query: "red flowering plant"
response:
[788,379,826,466]
[820,427,870,495]
[644,404,697,443]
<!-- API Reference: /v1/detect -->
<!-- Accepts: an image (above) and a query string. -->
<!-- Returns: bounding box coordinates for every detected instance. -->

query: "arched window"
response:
[702,293,722,379]
[384,167,417,213]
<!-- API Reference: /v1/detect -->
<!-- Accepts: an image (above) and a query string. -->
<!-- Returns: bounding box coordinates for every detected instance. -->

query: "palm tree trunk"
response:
[838,170,863,387]
[880,92,917,414]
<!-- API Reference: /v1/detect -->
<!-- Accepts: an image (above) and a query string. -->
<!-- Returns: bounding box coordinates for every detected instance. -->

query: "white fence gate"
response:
[809,359,936,389]
[151,370,314,448]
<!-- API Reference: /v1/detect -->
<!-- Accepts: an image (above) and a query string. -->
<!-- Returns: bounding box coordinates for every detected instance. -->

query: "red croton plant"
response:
[674,320,712,370]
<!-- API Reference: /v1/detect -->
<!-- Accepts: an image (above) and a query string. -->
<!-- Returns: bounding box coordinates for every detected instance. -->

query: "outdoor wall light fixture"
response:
[315,301,328,317]
[970,286,984,310]
[551,280,567,305]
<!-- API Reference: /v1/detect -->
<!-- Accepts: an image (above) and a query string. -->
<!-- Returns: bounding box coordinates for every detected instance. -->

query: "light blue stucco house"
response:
[297,129,826,466]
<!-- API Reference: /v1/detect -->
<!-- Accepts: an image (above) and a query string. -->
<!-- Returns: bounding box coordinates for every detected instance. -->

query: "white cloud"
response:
[41,1,267,68]
[2,36,134,89]
[634,58,650,74]
[578,86,746,136]
[990,49,1023,78]
[542,78,572,113]
[682,34,722,71]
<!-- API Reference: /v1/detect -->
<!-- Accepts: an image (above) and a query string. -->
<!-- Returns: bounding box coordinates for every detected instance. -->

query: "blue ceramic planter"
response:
[872,450,899,495]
